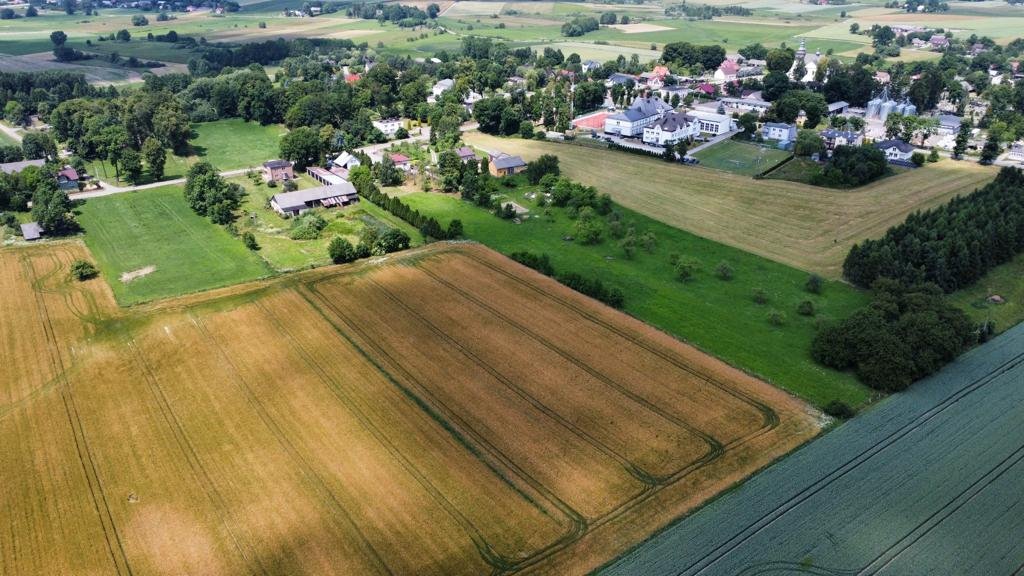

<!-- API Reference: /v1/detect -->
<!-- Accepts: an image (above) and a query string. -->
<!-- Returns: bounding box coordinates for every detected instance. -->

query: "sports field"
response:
[464,132,997,277]
[692,140,791,177]
[0,241,818,575]
[601,322,1024,576]
[76,186,271,304]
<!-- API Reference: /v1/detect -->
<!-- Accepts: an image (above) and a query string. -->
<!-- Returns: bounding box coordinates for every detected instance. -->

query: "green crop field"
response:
[77,185,271,304]
[692,140,792,177]
[601,323,1024,576]
[464,132,997,277]
[402,187,872,408]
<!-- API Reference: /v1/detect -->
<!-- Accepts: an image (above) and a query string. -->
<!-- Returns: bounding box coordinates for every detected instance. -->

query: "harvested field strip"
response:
[0,250,54,407]
[417,254,768,443]
[257,291,571,566]
[370,264,720,480]
[307,276,647,520]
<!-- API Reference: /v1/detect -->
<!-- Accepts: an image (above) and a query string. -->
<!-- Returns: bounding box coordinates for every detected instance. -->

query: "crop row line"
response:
[299,283,588,572]
[22,252,134,576]
[686,349,1024,576]
[187,311,396,576]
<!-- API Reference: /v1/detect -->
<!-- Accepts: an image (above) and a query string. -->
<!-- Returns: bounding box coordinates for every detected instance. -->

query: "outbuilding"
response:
[270,183,359,217]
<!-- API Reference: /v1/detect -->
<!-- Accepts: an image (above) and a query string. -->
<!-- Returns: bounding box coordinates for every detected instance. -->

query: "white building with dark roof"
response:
[875,139,916,162]
[604,96,674,137]
[642,112,698,146]
[762,122,797,142]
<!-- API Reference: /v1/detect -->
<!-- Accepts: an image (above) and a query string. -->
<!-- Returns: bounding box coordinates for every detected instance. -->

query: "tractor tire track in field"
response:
[361,274,661,487]
[187,311,395,576]
[22,252,134,576]
[125,339,268,576]
[297,284,588,571]
[254,299,523,572]
[458,251,780,431]
[418,266,750,461]
[679,349,1024,576]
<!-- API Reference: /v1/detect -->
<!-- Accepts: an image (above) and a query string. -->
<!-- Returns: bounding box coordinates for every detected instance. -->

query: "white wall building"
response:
[642,112,699,146]
[687,110,737,136]
[603,96,674,137]
[372,118,404,138]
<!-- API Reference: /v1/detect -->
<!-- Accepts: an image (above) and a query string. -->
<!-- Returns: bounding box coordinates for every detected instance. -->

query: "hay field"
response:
[0,241,818,575]
[464,132,997,276]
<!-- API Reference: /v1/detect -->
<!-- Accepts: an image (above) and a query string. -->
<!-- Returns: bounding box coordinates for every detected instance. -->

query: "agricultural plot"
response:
[76,185,270,304]
[691,140,791,177]
[601,323,1024,576]
[0,241,818,575]
[463,132,996,277]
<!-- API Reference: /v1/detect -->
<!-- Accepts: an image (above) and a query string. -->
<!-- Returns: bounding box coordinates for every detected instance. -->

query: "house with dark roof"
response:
[262,159,294,182]
[820,129,863,151]
[929,34,949,50]
[875,139,916,162]
[488,153,527,177]
[20,222,43,241]
[936,114,963,134]
[582,60,602,73]
[603,96,674,137]
[56,165,80,191]
[642,111,698,146]
[0,159,45,175]
[1009,141,1024,162]
[270,182,359,217]
[455,146,477,163]
[827,101,850,115]
[605,73,638,87]
[762,122,797,142]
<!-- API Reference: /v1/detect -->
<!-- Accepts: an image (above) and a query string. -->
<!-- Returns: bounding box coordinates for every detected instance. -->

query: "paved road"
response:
[600,323,1024,576]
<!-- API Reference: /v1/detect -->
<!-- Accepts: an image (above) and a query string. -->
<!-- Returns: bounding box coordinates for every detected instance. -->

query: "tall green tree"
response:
[141,137,166,181]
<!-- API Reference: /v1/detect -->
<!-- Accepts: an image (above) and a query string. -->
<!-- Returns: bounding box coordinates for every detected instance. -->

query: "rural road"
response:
[70,167,252,200]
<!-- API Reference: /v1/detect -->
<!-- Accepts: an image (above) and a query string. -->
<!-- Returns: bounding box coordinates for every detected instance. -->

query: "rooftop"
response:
[20,222,43,241]
[0,159,45,175]
[271,182,358,212]
[263,159,292,169]
[491,153,527,170]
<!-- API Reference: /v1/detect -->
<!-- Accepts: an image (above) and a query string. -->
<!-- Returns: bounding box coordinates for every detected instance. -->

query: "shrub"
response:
[823,400,855,419]
[715,260,734,280]
[752,287,769,304]
[242,231,259,250]
[328,236,357,263]
[674,256,701,282]
[805,273,823,294]
[766,309,786,326]
[797,300,815,316]
[510,251,554,276]
[289,213,327,240]
[69,260,98,281]
[910,151,926,167]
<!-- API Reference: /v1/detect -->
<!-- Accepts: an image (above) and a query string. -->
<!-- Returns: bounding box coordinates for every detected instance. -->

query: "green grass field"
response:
[0,129,19,147]
[403,185,872,408]
[764,156,820,184]
[231,174,425,271]
[692,140,792,177]
[950,252,1024,334]
[77,185,271,304]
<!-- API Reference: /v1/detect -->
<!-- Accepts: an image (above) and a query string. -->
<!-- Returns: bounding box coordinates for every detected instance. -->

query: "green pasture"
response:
[692,140,792,177]
[950,252,1024,334]
[77,185,271,305]
[403,185,872,408]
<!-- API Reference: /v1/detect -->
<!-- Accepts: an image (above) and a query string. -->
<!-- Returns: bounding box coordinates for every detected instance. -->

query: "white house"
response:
[642,112,699,146]
[604,96,674,137]
[875,139,916,162]
[761,122,797,142]
[720,97,771,116]
[428,78,454,103]
[687,110,737,136]
[714,59,740,84]
[1009,141,1024,162]
[372,118,403,138]
[332,151,361,170]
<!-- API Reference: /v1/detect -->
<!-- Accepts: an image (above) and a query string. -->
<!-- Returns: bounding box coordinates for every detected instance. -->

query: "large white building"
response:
[372,118,403,138]
[1009,142,1024,162]
[789,39,821,83]
[687,110,737,136]
[642,112,699,146]
[604,96,674,137]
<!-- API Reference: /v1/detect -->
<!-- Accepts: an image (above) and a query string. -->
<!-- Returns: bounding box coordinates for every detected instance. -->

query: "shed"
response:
[20,222,43,241]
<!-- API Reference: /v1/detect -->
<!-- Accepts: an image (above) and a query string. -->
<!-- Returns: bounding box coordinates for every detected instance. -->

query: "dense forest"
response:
[843,167,1024,293]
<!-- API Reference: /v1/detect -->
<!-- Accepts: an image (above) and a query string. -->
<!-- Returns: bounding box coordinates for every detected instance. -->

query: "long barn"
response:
[270,182,359,217]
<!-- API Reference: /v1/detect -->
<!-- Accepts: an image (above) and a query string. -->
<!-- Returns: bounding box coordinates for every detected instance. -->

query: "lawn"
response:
[76,185,271,304]
[88,119,287,184]
[692,139,792,177]
[763,155,821,184]
[230,173,425,271]
[464,132,997,277]
[0,128,18,147]
[949,252,1024,334]
[402,185,872,408]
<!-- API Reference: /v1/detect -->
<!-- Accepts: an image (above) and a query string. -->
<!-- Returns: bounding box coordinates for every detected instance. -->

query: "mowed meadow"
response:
[0,241,818,575]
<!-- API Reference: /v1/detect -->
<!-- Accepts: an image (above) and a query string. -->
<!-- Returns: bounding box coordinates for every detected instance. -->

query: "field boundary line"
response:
[22,253,134,576]
[125,338,268,576]
[680,350,1024,576]
[187,310,396,576]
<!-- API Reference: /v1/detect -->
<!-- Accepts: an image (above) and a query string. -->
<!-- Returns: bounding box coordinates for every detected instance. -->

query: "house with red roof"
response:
[696,83,717,96]
[56,165,80,191]
[388,152,412,172]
